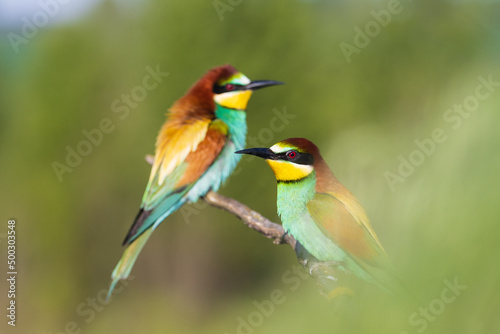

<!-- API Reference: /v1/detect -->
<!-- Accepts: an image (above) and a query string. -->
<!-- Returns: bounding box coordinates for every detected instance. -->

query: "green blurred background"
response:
[1,0,499,333]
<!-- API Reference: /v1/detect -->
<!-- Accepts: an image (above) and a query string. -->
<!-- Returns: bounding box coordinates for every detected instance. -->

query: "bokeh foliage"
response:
[1,0,499,333]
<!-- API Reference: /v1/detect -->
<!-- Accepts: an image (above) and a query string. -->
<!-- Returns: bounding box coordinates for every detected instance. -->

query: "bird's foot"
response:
[307,261,321,275]
[274,230,289,245]
[307,261,342,276]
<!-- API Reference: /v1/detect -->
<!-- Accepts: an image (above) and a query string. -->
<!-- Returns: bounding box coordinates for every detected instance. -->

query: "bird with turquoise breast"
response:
[107,65,282,298]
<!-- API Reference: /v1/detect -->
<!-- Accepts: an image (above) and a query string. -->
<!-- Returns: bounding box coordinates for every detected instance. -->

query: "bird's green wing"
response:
[306,192,389,269]
[307,192,409,295]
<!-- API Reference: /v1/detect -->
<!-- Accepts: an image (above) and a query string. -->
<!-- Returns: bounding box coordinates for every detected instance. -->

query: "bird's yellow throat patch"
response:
[266,160,314,182]
[214,90,253,110]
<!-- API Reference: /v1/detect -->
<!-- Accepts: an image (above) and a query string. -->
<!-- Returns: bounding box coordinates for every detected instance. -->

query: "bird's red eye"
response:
[286,151,297,159]
[225,84,234,91]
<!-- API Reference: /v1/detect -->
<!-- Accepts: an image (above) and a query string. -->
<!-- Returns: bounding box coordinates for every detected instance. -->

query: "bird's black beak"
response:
[244,80,284,91]
[235,148,276,160]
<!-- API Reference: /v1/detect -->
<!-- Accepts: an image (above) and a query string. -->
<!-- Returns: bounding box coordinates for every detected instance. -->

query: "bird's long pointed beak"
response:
[235,148,275,160]
[244,80,284,91]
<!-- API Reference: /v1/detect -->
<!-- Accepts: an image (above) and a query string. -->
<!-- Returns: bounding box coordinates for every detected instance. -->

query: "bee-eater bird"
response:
[107,65,282,298]
[236,138,397,295]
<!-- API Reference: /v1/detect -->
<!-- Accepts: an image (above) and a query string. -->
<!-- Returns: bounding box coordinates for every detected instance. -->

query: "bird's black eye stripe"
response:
[212,83,245,94]
[295,152,314,165]
[275,151,314,165]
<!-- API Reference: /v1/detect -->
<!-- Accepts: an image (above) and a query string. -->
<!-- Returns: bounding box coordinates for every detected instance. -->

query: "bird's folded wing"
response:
[306,192,388,269]
[122,119,228,245]
[142,117,229,206]
[151,118,212,186]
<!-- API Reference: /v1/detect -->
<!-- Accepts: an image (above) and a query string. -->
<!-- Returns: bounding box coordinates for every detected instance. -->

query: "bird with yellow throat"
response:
[237,138,401,297]
[107,65,282,298]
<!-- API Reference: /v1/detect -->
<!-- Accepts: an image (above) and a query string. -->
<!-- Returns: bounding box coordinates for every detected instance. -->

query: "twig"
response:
[145,154,296,249]
[203,191,296,248]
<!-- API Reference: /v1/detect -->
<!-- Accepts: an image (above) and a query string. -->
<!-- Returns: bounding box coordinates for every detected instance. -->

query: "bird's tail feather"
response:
[107,228,154,301]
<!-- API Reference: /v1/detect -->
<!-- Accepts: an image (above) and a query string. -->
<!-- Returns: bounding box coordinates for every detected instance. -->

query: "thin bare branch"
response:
[203,191,296,248]
[144,154,296,249]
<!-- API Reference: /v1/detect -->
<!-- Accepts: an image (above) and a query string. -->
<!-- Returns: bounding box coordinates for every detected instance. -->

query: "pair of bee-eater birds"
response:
[108,64,395,299]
